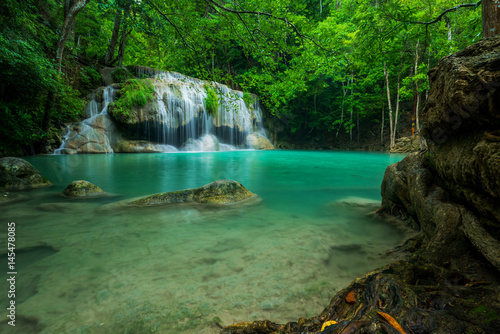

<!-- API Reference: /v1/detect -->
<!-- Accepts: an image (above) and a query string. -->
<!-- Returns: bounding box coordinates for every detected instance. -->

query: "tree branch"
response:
[387,1,481,26]
[144,0,198,53]
[203,0,334,53]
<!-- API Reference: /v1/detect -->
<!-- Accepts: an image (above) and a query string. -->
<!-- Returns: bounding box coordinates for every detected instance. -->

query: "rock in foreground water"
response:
[0,157,52,190]
[129,180,257,207]
[62,180,104,198]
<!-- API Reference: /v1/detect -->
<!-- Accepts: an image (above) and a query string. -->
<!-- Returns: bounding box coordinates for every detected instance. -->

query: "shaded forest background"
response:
[0,0,484,155]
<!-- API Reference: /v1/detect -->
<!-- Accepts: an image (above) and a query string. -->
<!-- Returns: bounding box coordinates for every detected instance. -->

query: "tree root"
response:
[461,209,500,272]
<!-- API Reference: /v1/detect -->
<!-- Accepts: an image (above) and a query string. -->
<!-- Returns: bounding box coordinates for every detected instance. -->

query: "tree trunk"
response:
[105,8,123,66]
[336,80,347,138]
[350,74,354,142]
[56,0,89,71]
[383,62,394,148]
[393,49,405,145]
[414,40,421,135]
[117,9,130,67]
[381,98,385,144]
[482,0,500,38]
[64,0,77,46]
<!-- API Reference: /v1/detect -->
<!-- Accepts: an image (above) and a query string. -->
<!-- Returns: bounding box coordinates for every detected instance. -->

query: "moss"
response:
[110,79,155,123]
[470,305,498,323]
[111,67,128,83]
[204,85,219,116]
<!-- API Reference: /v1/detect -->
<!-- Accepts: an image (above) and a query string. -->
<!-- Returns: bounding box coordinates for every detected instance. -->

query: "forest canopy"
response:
[0,0,485,155]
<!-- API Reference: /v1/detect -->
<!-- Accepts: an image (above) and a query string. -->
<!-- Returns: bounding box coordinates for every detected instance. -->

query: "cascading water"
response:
[55,68,273,154]
[134,68,271,151]
[54,86,120,154]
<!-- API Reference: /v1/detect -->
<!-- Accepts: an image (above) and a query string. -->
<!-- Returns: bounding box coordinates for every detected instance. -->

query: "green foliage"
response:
[112,68,128,83]
[0,0,486,154]
[79,66,102,94]
[111,79,155,122]
[204,85,219,116]
[242,91,254,110]
[0,30,83,155]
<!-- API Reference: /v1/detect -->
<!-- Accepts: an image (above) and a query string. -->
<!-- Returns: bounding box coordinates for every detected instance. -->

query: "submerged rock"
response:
[0,157,52,191]
[62,180,104,198]
[246,132,275,150]
[0,191,26,205]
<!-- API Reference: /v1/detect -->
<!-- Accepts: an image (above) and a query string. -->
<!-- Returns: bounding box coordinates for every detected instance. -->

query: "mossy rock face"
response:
[127,180,257,207]
[192,180,255,204]
[62,180,104,198]
[0,157,52,191]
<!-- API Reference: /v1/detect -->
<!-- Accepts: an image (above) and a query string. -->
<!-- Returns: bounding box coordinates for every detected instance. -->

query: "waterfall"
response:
[54,86,119,154]
[54,68,273,154]
[137,68,270,151]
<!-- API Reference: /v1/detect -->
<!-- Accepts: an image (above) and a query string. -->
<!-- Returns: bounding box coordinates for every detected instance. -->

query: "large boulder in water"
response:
[0,157,52,191]
[246,133,275,150]
[192,180,256,204]
[106,180,258,209]
[62,180,104,198]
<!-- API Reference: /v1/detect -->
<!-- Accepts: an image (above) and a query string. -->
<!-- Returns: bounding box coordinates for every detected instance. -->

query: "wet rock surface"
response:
[129,180,257,206]
[219,36,500,334]
[0,157,52,191]
[62,180,104,198]
[246,133,275,150]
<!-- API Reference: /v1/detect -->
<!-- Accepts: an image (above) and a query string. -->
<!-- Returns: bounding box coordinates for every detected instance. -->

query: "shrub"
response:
[204,85,219,116]
[110,79,155,122]
[111,68,128,83]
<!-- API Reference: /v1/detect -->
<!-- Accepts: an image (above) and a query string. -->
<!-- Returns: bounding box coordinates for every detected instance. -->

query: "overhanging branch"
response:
[388,1,482,26]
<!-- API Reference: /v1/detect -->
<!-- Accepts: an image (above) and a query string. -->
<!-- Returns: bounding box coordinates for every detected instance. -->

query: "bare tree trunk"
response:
[445,15,452,41]
[381,98,385,144]
[414,40,421,135]
[482,0,500,38]
[336,80,347,138]
[64,0,77,46]
[56,0,89,71]
[393,49,405,145]
[383,62,394,148]
[105,8,123,66]
[349,74,354,142]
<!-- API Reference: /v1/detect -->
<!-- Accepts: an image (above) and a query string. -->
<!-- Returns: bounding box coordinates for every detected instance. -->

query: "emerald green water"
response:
[1,151,405,333]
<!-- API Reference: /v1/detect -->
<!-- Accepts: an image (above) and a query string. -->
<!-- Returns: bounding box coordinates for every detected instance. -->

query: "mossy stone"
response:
[63,180,104,198]
[0,157,52,191]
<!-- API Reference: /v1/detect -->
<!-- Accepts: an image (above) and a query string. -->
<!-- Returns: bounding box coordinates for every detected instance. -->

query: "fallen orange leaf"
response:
[377,311,406,334]
[320,320,338,331]
[345,290,356,304]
